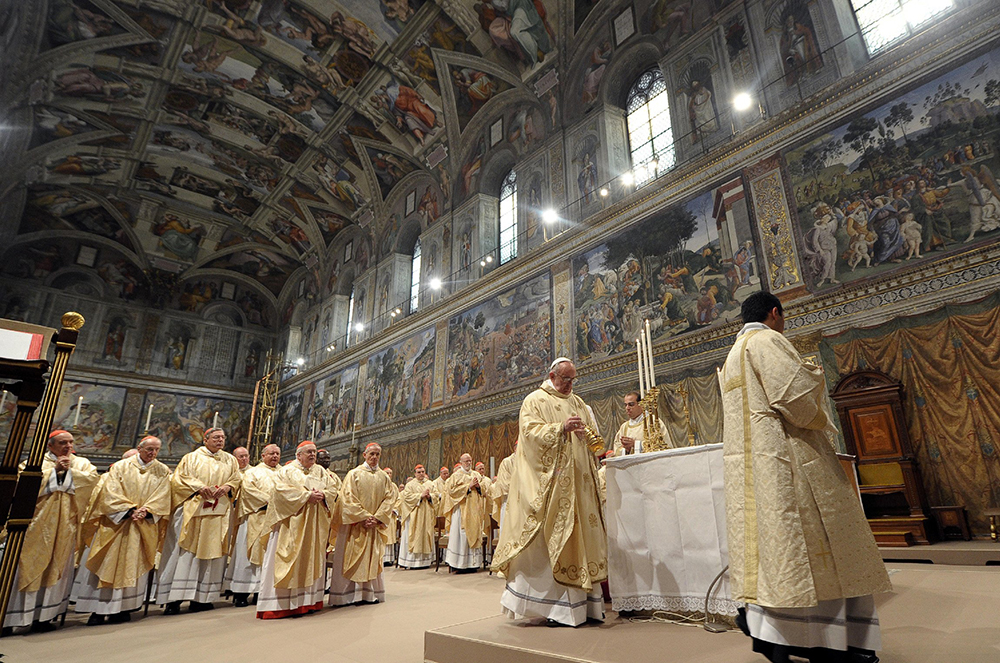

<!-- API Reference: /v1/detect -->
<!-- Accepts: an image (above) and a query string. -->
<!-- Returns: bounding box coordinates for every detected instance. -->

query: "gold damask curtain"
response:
[380,436,430,480]
[441,418,518,473]
[828,293,1000,536]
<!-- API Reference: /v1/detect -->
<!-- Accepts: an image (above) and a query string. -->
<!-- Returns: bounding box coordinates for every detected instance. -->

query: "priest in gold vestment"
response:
[329,443,395,606]
[397,465,439,569]
[494,359,607,626]
[382,467,400,566]
[444,454,485,571]
[432,466,450,517]
[612,391,674,455]
[3,430,99,632]
[73,436,171,624]
[223,446,252,598]
[475,461,494,540]
[229,444,281,607]
[256,441,340,619]
[157,427,242,613]
[722,292,890,663]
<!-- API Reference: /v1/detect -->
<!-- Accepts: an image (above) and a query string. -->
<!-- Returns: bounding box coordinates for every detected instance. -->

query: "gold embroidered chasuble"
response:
[262,460,339,590]
[492,382,607,591]
[398,477,439,555]
[85,455,172,589]
[17,453,99,592]
[431,476,451,518]
[170,446,242,560]
[478,475,493,536]
[612,417,674,455]
[238,462,280,566]
[487,454,514,524]
[721,327,892,609]
[335,464,395,583]
[385,483,401,545]
[445,467,485,550]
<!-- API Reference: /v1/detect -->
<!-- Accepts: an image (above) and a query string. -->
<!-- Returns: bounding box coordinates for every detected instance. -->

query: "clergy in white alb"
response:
[229,444,281,607]
[3,430,99,632]
[157,427,242,614]
[256,441,339,619]
[382,467,400,566]
[494,359,607,626]
[223,446,252,598]
[328,443,396,606]
[487,450,515,531]
[612,391,674,455]
[73,436,171,624]
[397,465,439,569]
[721,292,891,663]
[443,454,485,571]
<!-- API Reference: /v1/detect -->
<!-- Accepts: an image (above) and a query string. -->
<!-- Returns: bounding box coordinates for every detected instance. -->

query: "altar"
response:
[605,443,741,617]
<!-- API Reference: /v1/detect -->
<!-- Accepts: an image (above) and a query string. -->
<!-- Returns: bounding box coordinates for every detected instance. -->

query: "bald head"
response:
[459,453,472,471]
[233,446,250,469]
[122,448,139,459]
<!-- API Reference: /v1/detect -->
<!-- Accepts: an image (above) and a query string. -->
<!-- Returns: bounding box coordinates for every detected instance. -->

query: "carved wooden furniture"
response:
[930,506,971,541]
[0,313,85,633]
[831,370,934,546]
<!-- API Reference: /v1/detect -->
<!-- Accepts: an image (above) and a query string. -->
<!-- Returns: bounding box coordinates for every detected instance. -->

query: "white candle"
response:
[145,403,153,432]
[636,338,646,397]
[645,323,655,387]
[265,414,272,438]
[0,389,7,414]
[74,396,83,427]
[213,411,219,429]
[311,420,317,440]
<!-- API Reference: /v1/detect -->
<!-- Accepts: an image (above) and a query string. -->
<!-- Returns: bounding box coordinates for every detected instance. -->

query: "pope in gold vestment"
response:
[4,436,99,629]
[157,431,242,608]
[329,444,395,606]
[494,360,607,626]
[257,444,340,619]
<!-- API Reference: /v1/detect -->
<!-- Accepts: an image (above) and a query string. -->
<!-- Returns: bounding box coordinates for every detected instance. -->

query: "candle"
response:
[645,323,655,387]
[213,411,219,429]
[636,338,646,397]
[74,396,83,428]
[0,389,7,415]
[145,403,153,432]
[265,414,272,438]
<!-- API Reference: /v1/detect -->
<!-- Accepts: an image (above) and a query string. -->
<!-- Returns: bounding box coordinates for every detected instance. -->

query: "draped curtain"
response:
[441,418,518,474]
[380,436,430,480]
[828,293,1000,536]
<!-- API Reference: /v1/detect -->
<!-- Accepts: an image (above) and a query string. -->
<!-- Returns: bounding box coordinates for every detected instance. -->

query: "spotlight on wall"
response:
[621,172,634,186]
[390,311,397,318]
[295,357,305,366]
[395,307,402,314]
[599,187,609,197]
[542,208,558,224]
[733,92,753,112]
[480,260,486,267]
[430,277,442,290]
[354,323,365,332]
[485,255,493,263]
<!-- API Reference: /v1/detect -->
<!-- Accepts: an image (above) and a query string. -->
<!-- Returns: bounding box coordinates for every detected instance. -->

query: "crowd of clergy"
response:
[3,293,889,662]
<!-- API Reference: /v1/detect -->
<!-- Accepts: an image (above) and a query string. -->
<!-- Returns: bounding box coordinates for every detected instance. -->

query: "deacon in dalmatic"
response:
[229,443,281,607]
[382,467,400,566]
[494,358,607,626]
[3,430,99,633]
[612,391,674,455]
[73,436,171,624]
[328,442,396,606]
[444,454,485,572]
[487,447,515,531]
[397,464,439,570]
[256,441,340,619]
[157,427,242,614]
[722,292,891,663]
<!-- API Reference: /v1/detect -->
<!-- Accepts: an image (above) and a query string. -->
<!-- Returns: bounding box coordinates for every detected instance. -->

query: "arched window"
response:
[410,238,421,313]
[849,0,952,55]
[346,287,356,347]
[626,68,674,187]
[499,169,517,264]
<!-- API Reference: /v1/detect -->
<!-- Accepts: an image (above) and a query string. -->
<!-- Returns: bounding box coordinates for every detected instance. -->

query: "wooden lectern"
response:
[830,370,933,546]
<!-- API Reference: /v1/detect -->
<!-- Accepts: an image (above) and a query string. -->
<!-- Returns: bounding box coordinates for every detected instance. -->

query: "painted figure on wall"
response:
[102,317,128,362]
[780,4,823,86]
[686,78,718,142]
[363,328,435,425]
[477,0,555,68]
[581,40,611,105]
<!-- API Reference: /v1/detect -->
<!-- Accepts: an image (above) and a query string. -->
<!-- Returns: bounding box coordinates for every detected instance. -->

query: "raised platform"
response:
[879,539,1000,565]
[425,564,1000,663]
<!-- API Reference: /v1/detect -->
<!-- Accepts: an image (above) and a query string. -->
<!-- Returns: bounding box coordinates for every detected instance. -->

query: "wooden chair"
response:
[434,516,448,572]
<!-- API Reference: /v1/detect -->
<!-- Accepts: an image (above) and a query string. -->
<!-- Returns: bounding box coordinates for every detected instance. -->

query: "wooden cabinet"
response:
[831,370,934,545]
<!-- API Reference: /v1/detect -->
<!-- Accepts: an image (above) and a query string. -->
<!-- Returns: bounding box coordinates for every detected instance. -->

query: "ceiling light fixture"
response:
[733,92,753,111]
[542,209,558,224]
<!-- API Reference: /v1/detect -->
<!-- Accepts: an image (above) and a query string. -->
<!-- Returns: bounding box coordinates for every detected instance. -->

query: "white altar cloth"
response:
[605,443,739,616]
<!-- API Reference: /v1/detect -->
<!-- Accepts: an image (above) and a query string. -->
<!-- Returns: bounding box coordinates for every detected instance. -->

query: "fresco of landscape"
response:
[787,47,1000,290]
[363,327,435,426]
[573,182,759,362]
[446,272,551,404]
[307,362,358,439]
[51,381,127,454]
[143,390,251,456]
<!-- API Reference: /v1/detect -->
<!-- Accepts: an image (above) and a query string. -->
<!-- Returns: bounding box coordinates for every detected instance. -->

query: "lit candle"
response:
[213,411,219,429]
[311,420,317,440]
[74,396,83,428]
[0,389,7,415]
[636,338,646,397]
[265,414,272,438]
[145,403,153,432]
[645,322,655,387]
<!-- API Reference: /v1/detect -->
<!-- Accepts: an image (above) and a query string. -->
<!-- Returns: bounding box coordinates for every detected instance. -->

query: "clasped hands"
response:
[307,488,325,503]
[130,506,149,521]
[362,516,384,529]
[198,484,230,499]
